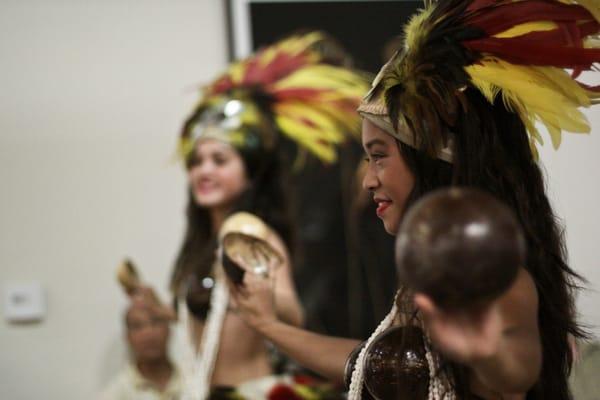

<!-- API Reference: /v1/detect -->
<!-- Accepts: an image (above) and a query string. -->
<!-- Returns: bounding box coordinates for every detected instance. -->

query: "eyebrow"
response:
[364,138,388,150]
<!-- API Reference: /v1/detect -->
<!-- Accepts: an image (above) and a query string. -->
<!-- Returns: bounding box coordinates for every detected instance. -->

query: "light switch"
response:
[3,282,46,323]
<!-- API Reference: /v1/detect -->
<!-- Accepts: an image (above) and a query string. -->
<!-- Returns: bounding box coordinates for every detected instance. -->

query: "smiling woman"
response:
[187,140,249,223]
[174,97,298,398]
[127,31,369,400]
[361,119,414,234]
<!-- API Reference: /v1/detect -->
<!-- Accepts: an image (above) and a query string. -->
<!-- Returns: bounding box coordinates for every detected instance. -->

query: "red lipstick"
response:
[374,198,391,217]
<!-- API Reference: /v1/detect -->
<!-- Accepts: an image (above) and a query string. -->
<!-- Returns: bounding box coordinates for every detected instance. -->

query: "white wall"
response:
[0,2,599,399]
[0,1,227,399]
[539,70,600,339]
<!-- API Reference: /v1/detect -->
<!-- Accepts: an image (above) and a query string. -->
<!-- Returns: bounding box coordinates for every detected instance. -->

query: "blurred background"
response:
[0,1,598,399]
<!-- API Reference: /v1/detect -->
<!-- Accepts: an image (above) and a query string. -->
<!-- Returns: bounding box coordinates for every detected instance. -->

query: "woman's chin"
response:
[194,194,223,209]
[381,213,400,236]
[382,220,398,236]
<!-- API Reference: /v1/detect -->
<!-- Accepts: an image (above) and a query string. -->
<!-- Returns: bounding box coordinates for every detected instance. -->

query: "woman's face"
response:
[188,139,249,211]
[362,118,415,235]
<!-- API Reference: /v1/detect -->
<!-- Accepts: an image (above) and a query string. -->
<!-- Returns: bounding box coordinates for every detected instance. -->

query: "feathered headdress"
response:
[358,0,600,161]
[180,32,370,165]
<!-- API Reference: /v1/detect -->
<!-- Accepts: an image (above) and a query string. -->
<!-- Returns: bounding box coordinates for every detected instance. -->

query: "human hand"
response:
[129,285,177,322]
[415,293,502,365]
[228,268,278,332]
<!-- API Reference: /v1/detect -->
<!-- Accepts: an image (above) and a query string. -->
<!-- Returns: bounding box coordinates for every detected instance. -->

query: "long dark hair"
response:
[170,106,293,298]
[397,89,584,399]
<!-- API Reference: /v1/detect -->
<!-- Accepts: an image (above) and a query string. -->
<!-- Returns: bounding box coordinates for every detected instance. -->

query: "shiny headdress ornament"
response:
[358,0,600,161]
[180,31,369,165]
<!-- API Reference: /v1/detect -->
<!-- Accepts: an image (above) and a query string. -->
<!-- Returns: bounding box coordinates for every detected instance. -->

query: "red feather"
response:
[267,384,303,400]
[273,88,326,101]
[464,37,600,68]
[467,0,499,12]
[292,374,317,385]
[466,1,593,36]
[241,57,263,85]
[564,21,584,76]
[499,20,600,45]
[210,76,235,94]
[243,52,309,86]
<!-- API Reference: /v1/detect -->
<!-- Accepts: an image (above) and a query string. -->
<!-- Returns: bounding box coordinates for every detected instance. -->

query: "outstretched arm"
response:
[230,272,360,384]
[416,267,541,395]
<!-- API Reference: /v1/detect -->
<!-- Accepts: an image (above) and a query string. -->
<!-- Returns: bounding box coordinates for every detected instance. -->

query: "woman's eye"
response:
[187,158,201,169]
[213,156,227,165]
[370,153,384,162]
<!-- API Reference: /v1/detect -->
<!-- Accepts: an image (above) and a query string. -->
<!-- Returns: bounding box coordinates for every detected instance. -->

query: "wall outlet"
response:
[3,282,46,323]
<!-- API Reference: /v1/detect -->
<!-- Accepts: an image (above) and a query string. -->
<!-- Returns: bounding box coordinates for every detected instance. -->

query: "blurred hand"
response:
[415,293,503,365]
[129,285,177,322]
[228,269,277,332]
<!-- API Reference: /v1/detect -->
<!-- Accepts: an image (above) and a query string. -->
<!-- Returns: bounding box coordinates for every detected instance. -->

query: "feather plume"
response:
[360,0,600,160]
[182,32,369,164]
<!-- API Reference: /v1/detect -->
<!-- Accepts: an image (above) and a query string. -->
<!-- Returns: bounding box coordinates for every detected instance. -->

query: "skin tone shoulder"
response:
[230,119,542,399]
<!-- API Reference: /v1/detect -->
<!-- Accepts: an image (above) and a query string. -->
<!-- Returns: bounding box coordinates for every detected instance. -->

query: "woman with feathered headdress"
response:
[131,31,369,400]
[230,1,600,399]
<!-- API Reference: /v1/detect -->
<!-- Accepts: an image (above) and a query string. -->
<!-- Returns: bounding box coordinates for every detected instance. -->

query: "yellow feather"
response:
[494,21,558,38]
[533,67,592,106]
[316,102,362,138]
[584,36,600,48]
[467,58,593,150]
[178,138,194,159]
[258,46,278,68]
[587,89,600,104]
[228,62,245,84]
[274,115,337,163]
[404,5,434,52]
[273,65,368,94]
[275,102,346,143]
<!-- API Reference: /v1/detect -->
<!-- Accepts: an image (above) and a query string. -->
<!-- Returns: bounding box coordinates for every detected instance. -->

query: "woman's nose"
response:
[362,165,378,192]
[193,160,214,176]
